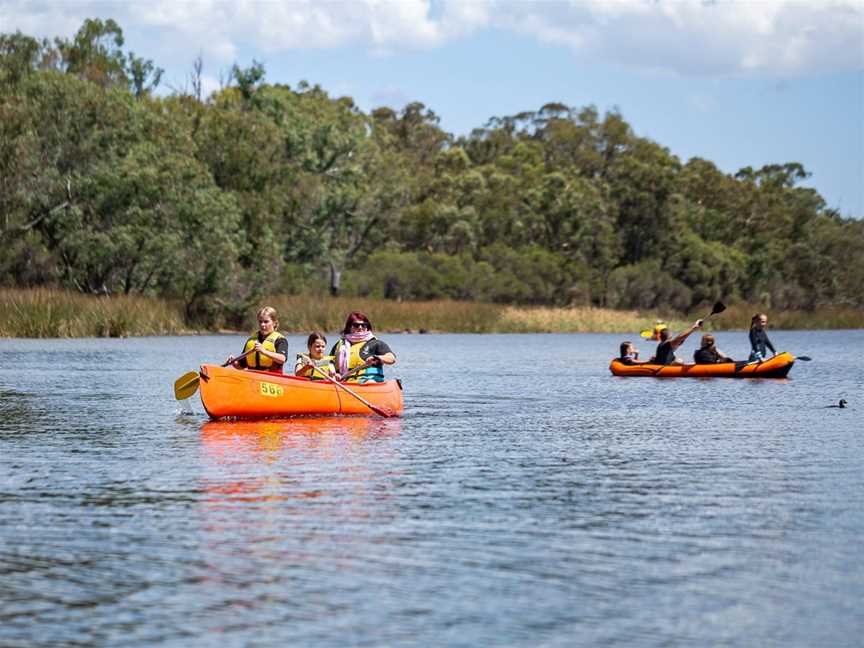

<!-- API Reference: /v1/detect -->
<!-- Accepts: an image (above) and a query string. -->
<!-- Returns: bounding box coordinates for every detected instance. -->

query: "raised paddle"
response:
[173,348,256,400]
[704,300,726,322]
[648,301,726,375]
[310,364,395,418]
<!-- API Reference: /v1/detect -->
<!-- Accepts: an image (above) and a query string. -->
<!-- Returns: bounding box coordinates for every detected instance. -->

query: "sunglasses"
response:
[350,321,369,329]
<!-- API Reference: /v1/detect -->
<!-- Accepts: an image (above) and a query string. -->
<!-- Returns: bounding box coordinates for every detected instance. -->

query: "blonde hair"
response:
[257,306,279,328]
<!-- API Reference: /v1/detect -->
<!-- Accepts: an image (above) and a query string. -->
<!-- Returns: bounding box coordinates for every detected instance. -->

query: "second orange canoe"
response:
[609,351,796,378]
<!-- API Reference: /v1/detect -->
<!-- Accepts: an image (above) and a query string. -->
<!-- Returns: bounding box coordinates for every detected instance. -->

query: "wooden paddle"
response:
[310,365,395,418]
[173,348,255,400]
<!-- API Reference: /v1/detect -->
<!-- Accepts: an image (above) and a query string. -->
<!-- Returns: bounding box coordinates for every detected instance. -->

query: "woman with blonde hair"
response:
[226,306,288,373]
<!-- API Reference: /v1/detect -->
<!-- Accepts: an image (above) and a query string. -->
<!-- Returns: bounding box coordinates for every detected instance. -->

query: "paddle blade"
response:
[174,371,200,400]
[796,356,812,361]
[639,329,653,338]
[371,404,396,418]
[711,301,726,316]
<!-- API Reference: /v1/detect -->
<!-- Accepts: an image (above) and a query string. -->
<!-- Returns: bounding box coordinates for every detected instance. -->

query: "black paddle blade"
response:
[711,301,726,315]
[796,356,812,361]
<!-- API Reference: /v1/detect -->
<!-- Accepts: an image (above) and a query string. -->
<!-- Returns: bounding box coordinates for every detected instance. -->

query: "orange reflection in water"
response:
[196,416,404,586]
[199,416,402,501]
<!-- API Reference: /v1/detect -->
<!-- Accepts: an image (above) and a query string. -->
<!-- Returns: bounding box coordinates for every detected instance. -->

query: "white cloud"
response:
[1,0,861,76]
[487,0,864,77]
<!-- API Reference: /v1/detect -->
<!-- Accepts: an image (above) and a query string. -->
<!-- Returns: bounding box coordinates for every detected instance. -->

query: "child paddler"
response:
[227,306,288,373]
[330,311,396,383]
[294,332,337,380]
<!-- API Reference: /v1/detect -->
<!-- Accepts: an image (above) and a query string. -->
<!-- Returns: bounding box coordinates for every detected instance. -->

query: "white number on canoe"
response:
[258,382,284,398]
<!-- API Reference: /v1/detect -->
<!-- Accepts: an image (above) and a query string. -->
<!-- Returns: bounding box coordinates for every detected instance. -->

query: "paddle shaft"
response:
[650,301,725,375]
[222,347,257,367]
[310,365,394,417]
[174,347,258,400]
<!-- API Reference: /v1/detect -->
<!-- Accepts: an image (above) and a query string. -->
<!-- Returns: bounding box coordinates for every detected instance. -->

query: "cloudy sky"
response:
[3,0,862,216]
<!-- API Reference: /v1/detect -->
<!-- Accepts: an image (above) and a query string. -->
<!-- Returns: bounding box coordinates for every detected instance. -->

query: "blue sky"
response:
[3,0,862,217]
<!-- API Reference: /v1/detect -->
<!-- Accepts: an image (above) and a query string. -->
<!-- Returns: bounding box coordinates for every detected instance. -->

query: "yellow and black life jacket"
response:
[334,339,384,383]
[243,331,286,371]
[294,354,336,380]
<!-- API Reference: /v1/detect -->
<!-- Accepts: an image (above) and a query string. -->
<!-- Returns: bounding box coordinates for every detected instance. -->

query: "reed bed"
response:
[0,288,187,338]
[2,289,860,338]
[496,305,691,333]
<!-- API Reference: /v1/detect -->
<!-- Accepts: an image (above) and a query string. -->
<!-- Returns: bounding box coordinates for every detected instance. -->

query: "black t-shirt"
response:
[654,340,675,365]
[749,329,775,356]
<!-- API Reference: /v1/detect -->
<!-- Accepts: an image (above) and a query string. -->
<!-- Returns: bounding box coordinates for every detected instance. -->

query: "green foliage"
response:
[1,17,862,332]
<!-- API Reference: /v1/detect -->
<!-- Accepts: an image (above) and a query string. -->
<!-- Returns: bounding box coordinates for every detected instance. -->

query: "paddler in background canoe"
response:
[693,334,734,364]
[618,341,650,365]
[748,313,776,362]
[331,311,396,383]
[651,319,703,365]
[226,306,288,373]
[294,332,338,380]
[640,320,668,340]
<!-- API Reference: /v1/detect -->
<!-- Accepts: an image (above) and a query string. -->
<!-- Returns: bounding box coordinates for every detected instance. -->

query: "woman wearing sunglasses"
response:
[330,311,396,383]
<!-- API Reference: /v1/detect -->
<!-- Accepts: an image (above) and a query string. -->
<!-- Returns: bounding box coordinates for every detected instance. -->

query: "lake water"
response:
[1,331,862,647]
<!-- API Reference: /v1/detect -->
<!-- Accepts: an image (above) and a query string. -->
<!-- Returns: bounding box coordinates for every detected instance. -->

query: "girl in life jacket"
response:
[227,306,288,373]
[330,311,396,383]
[294,332,337,380]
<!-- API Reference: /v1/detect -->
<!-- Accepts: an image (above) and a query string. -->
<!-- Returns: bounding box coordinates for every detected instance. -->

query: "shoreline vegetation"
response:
[1,289,861,339]
[3,19,863,336]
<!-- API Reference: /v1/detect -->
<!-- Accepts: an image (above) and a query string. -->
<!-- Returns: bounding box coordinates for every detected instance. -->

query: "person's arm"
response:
[255,337,287,365]
[365,340,396,366]
[765,333,776,355]
[367,352,396,366]
[294,354,310,376]
[227,348,247,368]
[669,320,702,350]
[749,328,758,351]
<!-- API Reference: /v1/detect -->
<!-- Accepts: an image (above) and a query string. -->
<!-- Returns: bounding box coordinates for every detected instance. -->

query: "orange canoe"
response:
[198,364,404,419]
[609,351,796,378]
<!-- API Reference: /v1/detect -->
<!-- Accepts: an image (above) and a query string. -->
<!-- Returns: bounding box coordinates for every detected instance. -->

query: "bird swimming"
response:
[824,399,848,409]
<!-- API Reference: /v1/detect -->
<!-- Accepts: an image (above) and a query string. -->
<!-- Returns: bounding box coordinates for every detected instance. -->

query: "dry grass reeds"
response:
[0,288,187,338]
[2,289,860,338]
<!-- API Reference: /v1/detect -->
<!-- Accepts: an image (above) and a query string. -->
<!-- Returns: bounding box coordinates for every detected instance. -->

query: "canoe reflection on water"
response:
[199,416,403,503]
[196,417,404,577]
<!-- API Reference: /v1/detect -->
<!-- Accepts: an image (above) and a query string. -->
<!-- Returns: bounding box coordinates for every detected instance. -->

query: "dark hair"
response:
[342,311,373,335]
[750,313,767,330]
[619,341,633,358]
[659,328,670,341]
[307,331,327,348]
[701,334,715,348]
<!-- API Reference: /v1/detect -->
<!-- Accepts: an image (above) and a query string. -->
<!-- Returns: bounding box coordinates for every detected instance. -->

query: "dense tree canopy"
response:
[1,20,861,326]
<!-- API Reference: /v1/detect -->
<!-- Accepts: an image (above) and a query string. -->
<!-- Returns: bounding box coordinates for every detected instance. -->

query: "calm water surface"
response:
[1,331,862,647]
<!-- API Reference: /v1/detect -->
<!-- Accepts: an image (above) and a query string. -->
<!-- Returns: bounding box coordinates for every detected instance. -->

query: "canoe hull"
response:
[609,351,796,378]
[198,364,404,419]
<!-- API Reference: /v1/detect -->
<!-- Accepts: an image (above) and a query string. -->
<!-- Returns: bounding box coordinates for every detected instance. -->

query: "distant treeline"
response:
[2,19,862,329]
